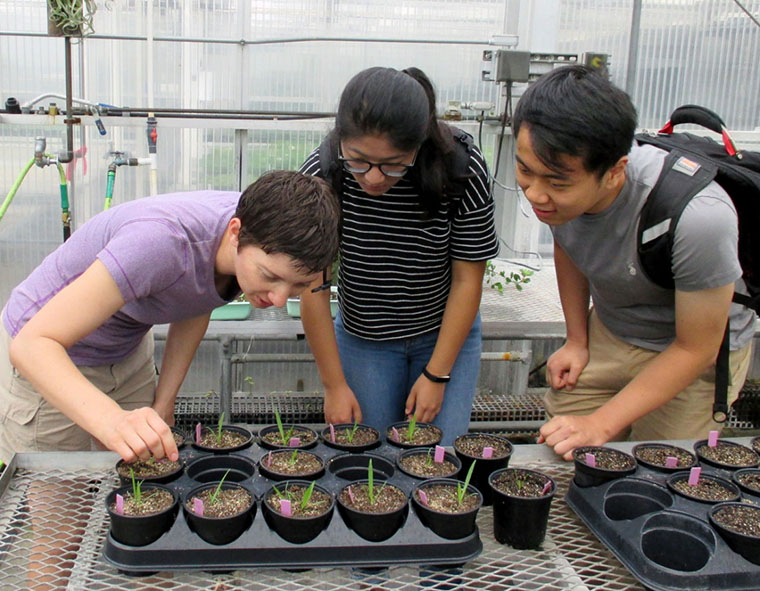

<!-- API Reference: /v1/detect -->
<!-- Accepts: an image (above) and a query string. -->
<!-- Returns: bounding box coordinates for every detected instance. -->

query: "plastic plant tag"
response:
[665,456,679,468]
[195,422,202,445]
[329,423,336,442]
[541,481,552,496]
[418,489,429,506]
[391,427,400,442]
[708,430,719,447]
[585,453,596,467]
[280,499,292,517]
[688,466,702,486]
[194,498,204,516]
[115,493,124,515]
[434,445,445,463]
[289,437,301,447]
[347,485,356,504]
[482,446,494,459]
[265,452,272,467]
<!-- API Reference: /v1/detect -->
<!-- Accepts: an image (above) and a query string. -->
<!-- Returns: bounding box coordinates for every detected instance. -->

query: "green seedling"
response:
[243,376,255,394]
[129,468,144,506]
[485,261,533,294]
[288,449,299,466]
[406,414,418,441]
[207,469,231,505]
[346,421,360,444]
[367,459,376,505]
[215,412,225,445]
[456,460,477,506]
[425,449,434,467]
[275,409,295,445]
[300,481,317,510]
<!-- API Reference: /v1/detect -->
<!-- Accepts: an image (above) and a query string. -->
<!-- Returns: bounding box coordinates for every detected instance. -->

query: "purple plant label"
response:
[193,498,204,516]
[266,451,272,467]
[688,466,702,486]
[280,499,292,517]
[329,423,336,442]
[289,437,301,447]
[541,481,552,496]
[418,489,429,505]
[434,445,445,463]
[391,427,400,442]
[665,456,679,468]
[585,453,596,468]
[482,446,494,459]
[115,493,124,514]
[708,430,719,447]
[195,422,202,444]
[347,485,356,504]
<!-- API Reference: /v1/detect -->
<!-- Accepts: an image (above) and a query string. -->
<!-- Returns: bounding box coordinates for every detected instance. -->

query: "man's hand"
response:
[546,341,589,391]
[538,414,611,461]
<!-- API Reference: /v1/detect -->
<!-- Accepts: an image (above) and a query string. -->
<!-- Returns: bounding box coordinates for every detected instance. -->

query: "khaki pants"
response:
[0,323,157,463]
[543,309,753,441]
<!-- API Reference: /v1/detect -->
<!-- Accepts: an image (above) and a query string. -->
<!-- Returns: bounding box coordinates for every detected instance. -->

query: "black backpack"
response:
[635,104,760,421]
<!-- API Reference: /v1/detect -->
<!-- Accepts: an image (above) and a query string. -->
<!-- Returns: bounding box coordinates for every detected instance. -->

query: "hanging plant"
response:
[47,0,101,37]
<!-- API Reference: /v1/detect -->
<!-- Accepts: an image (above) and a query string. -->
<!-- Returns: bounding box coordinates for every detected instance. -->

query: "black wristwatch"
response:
[422,366,451,383]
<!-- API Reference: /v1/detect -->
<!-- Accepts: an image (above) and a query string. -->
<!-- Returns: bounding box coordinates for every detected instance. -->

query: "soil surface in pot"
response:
[415,483,479,513]
[753,438,760,456]
[575,447,635,470]
[328,426,378,447]
[172,431,185,448]
[736,471,760,493]
[672,477,737,501]
[400,453,458,478]
[261,450,323,476]
[713,504,760,537]
[197,429,249,449]
[117,457,181,479]
[110,488,174,516]
[455,434,511,458]
[339,483,406,513]
[491,469,550,498]
[698,442,760,467]
[387,423,441,446]
[261,427,317,447]
[634,445,694,468]
[186,487,253,518]
[266,484,332,518]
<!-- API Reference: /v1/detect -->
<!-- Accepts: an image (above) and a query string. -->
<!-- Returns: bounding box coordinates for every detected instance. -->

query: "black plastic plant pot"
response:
[320,423,381,453]
[106,484,179,547]
[397,448,461,480]
[732,468,760,497]
[183,482,256,545]
[453,433,513,506]
[709,502,760,566]
[337,480,409,542]
[186,454,256,483]
[327,452,395,481]
[488,468,556,549]
[261,480,335,544]
[385,421,443,449]
[257,424,319,450]
[171,426,187,450]
[632,442,696,473]
[257,449,325,482]
[191,425,254,454]
[115,457,184,486]
[411,478,482,540]
[693,439,760,470]
[666,472,741,504]
[572,446,637,488]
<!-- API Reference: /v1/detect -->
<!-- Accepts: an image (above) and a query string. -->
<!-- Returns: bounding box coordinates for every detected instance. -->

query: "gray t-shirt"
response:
[2,191,239,365]
[551,143,755,351]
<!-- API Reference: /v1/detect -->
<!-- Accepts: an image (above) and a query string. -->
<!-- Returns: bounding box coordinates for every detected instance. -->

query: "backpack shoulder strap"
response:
[637,150,718,289]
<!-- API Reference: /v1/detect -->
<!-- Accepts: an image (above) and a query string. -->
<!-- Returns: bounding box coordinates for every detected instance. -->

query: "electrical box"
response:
[482,50,531,83]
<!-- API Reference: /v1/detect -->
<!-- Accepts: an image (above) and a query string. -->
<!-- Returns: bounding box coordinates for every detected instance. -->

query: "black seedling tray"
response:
[565,446,760,591]
[103,440,481,573]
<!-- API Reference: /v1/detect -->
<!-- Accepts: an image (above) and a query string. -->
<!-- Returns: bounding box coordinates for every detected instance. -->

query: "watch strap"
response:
[422,366,451,383]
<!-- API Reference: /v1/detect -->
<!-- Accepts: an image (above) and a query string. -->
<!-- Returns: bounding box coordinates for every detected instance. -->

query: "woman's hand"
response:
[405,375,445,423]
[323,383,363,424]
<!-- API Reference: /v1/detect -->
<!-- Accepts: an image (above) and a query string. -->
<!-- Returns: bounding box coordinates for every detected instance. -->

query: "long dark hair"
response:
[332,66,459,216]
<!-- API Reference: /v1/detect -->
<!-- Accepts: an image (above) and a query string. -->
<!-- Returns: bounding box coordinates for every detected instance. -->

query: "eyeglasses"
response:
[338,149,418,178]
[310,268,331,293]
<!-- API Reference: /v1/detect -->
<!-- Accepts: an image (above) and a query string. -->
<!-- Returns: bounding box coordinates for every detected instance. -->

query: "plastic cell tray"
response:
[565,449,760,591]
[102,441,482,573]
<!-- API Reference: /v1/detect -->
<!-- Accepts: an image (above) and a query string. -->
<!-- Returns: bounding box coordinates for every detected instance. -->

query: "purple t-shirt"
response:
[2,191,239,365]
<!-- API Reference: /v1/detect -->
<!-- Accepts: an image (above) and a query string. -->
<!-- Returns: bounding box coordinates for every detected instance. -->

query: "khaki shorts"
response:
[0,323,157,463]
[543,308,753,441]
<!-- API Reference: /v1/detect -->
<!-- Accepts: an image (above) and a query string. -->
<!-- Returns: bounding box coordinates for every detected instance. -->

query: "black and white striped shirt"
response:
[299,142,499,341]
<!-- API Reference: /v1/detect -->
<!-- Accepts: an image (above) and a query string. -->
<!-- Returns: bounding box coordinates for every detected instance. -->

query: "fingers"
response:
[109,407,176,462]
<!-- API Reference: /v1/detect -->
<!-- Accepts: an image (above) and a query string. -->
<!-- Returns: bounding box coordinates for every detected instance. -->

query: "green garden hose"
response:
[0,157,35,222]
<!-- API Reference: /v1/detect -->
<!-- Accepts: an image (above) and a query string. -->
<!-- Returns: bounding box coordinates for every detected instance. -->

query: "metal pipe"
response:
[625,0,642,95]
[59,36,74,163]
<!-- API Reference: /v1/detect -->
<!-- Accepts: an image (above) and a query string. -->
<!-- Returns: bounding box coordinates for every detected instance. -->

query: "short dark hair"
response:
[512,65,637,177]
[235,170,340,273]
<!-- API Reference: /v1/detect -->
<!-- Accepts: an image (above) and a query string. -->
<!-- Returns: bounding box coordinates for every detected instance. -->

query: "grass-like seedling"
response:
[214,412,226,445]
[367,459,376,504]
[425,449,434,467]
[275,409,295,445]
[345,421,360,444]
[129,468,144,506]
[456,460,477,506]
[288,449,298,467]
[207,469,231,505]
[300,481,316,510]
[406,414,418,440]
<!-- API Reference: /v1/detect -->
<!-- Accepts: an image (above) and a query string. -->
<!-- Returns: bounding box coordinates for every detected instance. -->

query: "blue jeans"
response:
[334,313,482,446]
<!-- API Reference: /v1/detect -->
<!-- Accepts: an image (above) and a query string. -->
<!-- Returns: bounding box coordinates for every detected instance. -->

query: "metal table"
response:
[3,438,741,591]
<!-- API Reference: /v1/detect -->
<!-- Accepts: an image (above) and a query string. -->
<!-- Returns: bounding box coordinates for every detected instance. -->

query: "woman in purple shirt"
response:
[0,171,339,463]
